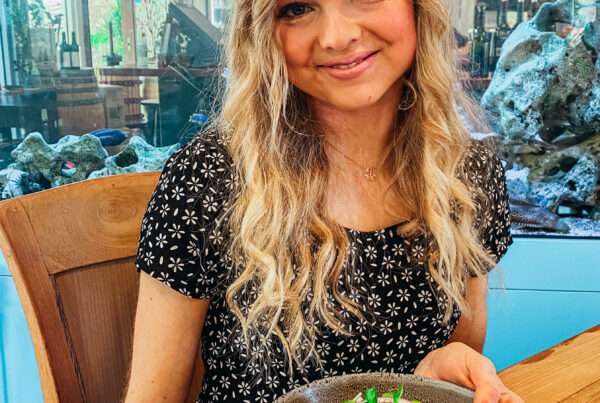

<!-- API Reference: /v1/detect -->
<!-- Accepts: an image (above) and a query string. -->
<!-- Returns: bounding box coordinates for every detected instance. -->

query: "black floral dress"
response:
[135,131,513,403]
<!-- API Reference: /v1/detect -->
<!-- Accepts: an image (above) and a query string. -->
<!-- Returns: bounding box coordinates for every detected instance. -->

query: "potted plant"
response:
[27,0,63,86]
[135,0,168,65]
[8,0,33,87]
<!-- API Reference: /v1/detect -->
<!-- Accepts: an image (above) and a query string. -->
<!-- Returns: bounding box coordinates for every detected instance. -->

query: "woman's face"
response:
[274,0,417,112]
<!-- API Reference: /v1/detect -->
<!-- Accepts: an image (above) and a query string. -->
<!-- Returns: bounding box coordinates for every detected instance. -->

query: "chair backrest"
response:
[0,172,204,403]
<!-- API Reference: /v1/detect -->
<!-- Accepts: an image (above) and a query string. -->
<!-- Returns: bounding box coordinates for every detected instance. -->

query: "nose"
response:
[318,9,361,51]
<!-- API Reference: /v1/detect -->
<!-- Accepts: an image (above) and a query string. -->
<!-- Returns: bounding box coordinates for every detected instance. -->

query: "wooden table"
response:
[499,324,600,402]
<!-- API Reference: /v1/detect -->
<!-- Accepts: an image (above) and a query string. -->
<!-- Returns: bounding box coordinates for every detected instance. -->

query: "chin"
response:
[326,93,385,111]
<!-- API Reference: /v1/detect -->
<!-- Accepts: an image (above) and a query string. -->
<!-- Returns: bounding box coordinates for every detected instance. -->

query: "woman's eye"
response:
[277,3,313,19]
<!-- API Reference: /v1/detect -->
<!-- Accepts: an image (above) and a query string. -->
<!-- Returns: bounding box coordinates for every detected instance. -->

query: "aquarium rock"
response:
[529,0,572,33]
[509,197,570,233]
[10,132,108,188]
[482,0,600,144]
[1,132,180,198]
[0,168,50,199]
[9,132,55,181]
[88,136,180,178]
[528,153,599,211]
[505,165,531,200]
[512,216,600,237]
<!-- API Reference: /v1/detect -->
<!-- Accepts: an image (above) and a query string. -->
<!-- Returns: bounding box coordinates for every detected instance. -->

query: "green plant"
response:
[9,0,33,84]
[90,0,123,60]
[28,0,45,27]
[135,0,167,59]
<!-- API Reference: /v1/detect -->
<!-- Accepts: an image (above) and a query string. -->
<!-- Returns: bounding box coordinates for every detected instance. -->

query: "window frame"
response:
[0,0,16,86]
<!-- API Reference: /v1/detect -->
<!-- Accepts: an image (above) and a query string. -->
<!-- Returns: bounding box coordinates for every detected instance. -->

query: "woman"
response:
[125,0,522,402]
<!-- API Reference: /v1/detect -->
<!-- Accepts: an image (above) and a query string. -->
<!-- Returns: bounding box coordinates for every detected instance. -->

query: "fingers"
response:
[474,382,502,403]
[413,343,525,403]
[474,386,525,403]
[499,390,525,403]
[472,373,524,403]
[413,359,435,378]
[468,353,524,403]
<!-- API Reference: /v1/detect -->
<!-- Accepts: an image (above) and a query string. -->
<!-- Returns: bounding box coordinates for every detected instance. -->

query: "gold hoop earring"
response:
[398,78,417,111]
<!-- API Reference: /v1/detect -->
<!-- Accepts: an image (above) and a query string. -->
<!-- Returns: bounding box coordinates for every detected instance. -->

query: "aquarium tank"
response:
[0,0,598,238]
[453,0,600,238]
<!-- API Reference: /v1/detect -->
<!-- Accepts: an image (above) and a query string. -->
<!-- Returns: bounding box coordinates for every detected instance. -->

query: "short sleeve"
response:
[135,132,233,299]
[466,141,514,276]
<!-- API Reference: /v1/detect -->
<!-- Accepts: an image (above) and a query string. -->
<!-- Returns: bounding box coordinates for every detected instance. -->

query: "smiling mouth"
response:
[320,51,379,70]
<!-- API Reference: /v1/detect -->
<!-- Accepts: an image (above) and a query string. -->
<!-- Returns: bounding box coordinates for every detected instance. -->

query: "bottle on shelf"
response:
[516,0,525,26]
[70,32,80,69]
[494,0,512,68]
[529,0,540,19]
[496,1,501,28]
[66,34,72,68]
[483,30,493,76]
[57,31,69,69]
[470,2,488,78]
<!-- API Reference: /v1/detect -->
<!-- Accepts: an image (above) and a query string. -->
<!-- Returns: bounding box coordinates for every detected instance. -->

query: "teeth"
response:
[332,60,360,69]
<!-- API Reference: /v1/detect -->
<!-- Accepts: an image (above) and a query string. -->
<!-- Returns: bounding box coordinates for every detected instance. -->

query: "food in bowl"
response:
[341,385,421,403]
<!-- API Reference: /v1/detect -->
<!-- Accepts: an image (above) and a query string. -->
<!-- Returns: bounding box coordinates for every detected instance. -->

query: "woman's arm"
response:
[416,271,523,402]
[123,272,209,403]
[446,276,488,353]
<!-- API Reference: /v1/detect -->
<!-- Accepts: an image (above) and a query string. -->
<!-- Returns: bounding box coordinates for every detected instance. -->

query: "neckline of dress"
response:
[342,219,410,236]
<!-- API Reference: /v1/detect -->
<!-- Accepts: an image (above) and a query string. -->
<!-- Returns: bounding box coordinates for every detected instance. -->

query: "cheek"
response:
[276,27,312,72]
[375,7,417,62]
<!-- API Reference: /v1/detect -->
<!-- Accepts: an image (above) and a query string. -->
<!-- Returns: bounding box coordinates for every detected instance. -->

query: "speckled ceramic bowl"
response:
[274,373,474,403]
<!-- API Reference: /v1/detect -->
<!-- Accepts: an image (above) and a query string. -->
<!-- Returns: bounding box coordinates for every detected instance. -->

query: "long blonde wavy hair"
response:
[206,0,500,372]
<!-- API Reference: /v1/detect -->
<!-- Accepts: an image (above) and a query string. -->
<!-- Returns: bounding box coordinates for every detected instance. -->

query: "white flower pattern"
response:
[134,132,513,402]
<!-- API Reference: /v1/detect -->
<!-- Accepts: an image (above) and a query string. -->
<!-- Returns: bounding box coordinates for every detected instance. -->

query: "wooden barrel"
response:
[98,84,127,128]
[142,76,159,100]
[55,68,106,134]
[31,63,56,89]
[98,70,144,127]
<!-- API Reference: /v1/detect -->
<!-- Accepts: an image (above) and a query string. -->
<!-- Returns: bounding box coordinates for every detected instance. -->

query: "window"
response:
[0,0,597,238]
[211,0,230,29]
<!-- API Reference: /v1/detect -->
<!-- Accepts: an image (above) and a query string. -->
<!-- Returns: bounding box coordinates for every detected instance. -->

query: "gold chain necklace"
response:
[324,139,394,181]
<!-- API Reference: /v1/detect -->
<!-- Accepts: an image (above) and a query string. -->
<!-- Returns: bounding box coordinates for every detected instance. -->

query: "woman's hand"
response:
[414,342,524,403]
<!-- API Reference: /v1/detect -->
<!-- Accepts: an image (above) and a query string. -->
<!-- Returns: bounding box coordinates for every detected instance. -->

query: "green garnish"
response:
[382,392,401,403]
[364,387,378,403]
[382,384,404,403]
[340,393,360,403]
[341,383,417,403]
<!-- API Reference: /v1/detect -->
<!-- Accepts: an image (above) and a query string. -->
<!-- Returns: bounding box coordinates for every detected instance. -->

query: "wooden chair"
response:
[0,172,204,403]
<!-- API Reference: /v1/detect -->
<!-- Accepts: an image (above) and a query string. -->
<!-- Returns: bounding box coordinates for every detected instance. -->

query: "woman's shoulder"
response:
[135,130,236,299]
[462,139,513,273]
[158,129,236,202]
[165,129,233,178]
[462,138,506,188]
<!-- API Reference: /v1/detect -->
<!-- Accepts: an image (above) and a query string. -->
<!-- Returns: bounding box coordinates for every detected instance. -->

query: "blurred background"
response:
[0,0,228,192]
[1,1,600,402]
[0,0,599,237]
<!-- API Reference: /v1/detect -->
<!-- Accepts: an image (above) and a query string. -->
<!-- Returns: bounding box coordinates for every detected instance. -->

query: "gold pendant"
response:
[364,167,376,181]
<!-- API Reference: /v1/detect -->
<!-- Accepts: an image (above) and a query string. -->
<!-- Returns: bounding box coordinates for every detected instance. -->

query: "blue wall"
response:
[0,256,43,403]
[1,237,599,402]
[484,237,600,370]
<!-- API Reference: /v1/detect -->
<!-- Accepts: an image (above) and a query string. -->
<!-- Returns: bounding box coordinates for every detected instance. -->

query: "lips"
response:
[319,51,379,68]
[317,51,379,81]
